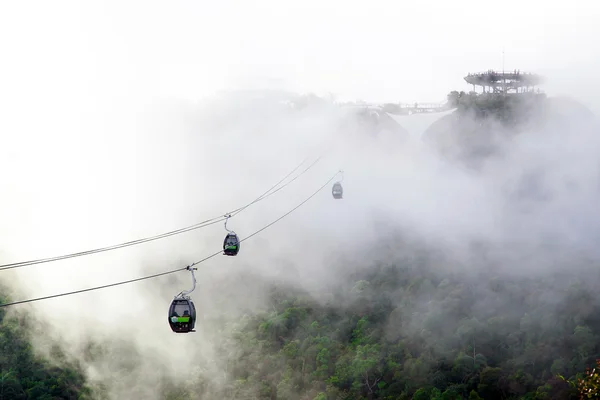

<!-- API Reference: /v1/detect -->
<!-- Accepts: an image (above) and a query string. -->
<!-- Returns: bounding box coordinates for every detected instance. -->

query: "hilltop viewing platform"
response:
[465,70,544,94]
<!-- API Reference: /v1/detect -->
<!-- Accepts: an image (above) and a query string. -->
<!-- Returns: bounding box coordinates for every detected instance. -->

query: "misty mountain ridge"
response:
[422,92,598,167]
[3,86,600,400]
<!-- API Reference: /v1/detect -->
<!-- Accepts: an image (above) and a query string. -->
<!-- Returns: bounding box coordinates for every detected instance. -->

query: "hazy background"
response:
[1,0,599,398]
[2,0,598,108]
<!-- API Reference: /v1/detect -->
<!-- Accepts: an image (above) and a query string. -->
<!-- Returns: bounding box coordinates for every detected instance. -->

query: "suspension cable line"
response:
[0,155,322,271]
[0,170,341,308]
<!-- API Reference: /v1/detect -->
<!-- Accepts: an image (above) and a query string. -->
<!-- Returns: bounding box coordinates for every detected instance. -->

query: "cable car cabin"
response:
[332,182,343,199]
[223,233,240,256]
[168,298,197,333]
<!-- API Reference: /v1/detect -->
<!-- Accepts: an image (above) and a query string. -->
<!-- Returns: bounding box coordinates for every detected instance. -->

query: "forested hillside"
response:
[0,288,92,399]
[4,254,599,399]
[141,244,600,400]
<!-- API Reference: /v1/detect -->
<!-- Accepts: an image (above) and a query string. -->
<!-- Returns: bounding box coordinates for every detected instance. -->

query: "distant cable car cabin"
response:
[332,182,343,199]
[223,215,240,256]
[223,232,240,256]
[168,266,198,333]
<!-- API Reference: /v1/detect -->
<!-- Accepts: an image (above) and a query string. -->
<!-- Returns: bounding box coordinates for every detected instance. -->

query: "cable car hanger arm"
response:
[224,214,233,233]
[176,266,197,298]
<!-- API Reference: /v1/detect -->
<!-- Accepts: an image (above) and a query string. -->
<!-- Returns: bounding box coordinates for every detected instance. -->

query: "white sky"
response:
[1,0,599,109]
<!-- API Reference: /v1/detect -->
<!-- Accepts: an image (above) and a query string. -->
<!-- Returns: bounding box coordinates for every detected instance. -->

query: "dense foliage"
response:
[163,256,600,400]
[4,261,599,400]
[0,291,92,400]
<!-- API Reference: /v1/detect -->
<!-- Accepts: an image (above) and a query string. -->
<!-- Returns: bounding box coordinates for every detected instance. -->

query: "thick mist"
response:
[2,1,600,399]
[2,91,600,398]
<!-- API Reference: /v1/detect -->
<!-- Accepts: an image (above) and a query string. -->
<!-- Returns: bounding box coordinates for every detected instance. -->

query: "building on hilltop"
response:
[464,70,544,95]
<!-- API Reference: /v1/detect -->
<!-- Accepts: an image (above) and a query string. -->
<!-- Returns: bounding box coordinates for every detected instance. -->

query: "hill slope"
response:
[422,93,598,166]
[0,290,93,399]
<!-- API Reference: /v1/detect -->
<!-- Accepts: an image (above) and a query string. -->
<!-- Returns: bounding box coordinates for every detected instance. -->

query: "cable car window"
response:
[172,303,190,316]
